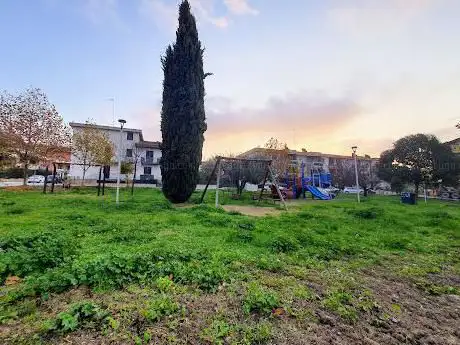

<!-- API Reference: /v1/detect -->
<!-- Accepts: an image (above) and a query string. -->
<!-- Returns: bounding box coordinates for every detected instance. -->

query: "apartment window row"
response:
[126,150,155,158]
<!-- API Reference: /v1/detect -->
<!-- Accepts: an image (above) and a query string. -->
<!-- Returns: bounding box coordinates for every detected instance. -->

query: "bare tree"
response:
[261,137,291,177]
[357,159,379,196]
[330,160,355,189]
[331,158,378,195]
[200,155,266,196]
[131,146,142,195]
[72,122,114,185]
[221,159,266,195]
[0,88,70,184]
[0,129,12,168]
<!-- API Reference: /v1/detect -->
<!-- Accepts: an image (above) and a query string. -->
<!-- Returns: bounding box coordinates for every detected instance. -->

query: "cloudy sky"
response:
[1,0,459,158]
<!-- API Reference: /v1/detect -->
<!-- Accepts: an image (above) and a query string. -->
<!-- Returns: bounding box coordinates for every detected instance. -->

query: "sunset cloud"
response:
[206,93,362,138]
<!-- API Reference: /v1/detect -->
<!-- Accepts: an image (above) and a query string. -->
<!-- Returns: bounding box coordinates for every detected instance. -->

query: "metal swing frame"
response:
[199,156,287,210]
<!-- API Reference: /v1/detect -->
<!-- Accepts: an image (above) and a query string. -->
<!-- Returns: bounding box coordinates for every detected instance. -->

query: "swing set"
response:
[199,156,287,209]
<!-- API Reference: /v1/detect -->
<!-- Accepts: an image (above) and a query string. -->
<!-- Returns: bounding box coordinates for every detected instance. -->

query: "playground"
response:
[200,156,340,213]
[1,187,459,344]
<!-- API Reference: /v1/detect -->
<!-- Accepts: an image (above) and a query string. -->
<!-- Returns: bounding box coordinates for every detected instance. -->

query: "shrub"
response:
[243,282,279,315]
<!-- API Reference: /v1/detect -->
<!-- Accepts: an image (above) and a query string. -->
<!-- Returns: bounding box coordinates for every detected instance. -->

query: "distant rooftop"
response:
[240,147,378,160]
[444,137,460,145]
[69,122,144,141]
[69,122,142,133]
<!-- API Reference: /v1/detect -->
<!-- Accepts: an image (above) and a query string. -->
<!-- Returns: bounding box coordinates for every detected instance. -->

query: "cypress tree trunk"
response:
[160,0,208,203]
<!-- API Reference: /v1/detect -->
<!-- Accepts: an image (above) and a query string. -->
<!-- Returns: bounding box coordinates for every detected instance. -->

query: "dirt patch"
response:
[222,205,282,217]
[2,185,36,191]
[172,203,196,209]
[3,271,460,345]
[358,269,460,345]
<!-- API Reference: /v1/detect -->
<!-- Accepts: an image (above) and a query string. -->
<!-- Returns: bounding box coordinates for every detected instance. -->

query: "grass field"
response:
[0,187,459,344]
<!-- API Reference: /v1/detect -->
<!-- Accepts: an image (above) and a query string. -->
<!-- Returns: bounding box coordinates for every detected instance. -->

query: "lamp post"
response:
[352,146,360,203]
[116,119,126,205]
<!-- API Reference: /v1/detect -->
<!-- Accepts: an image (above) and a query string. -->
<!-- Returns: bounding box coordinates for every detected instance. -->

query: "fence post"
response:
[51,164,57,193]
[215,159,222,208]
[43,167,49,194]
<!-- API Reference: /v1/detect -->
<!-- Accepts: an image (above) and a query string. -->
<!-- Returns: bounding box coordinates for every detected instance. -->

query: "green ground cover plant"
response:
[0,187,458,344]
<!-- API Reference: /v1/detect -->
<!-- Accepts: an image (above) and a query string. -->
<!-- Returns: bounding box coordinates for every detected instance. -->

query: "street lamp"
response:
[116,119,126,205]
[352,146,360,203]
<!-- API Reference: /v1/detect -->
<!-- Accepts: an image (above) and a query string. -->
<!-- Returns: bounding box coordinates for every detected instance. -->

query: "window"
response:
[127,132,134,140]
[143,167,152,175]
[126,149,133,158]
[146,150,154,158]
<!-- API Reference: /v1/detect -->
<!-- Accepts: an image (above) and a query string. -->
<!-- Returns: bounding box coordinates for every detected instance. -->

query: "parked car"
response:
[343,186,363,194]
[46,175,62,183]
[27,175,45,185]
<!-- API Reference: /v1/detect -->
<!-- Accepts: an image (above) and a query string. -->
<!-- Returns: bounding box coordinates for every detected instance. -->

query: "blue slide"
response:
[306,185,331,200]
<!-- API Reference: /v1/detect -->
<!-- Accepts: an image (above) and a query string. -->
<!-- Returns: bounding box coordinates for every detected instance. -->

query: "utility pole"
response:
[352,146,360,203]
[116,119,126,205]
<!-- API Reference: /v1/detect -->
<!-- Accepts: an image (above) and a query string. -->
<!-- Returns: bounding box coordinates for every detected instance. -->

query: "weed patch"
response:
[0,232,76,282]
[140,295,180,322]
[271,235,299,253]
[42,302,111,334]
[348,207,383,219]
[5,206,28,215]
[243,282,279,315]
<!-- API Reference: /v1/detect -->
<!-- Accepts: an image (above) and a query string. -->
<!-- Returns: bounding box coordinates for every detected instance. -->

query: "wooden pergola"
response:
[199,156,287,209]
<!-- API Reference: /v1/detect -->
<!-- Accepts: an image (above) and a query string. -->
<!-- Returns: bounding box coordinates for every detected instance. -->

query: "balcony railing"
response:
[141,157,160,166]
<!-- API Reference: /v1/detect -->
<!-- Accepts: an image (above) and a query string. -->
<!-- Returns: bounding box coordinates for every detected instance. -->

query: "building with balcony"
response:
[239,147,378,174]
[69,122,161,183]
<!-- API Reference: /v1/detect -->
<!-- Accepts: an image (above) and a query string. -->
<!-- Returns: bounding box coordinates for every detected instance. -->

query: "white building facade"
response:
[69,123,162,183]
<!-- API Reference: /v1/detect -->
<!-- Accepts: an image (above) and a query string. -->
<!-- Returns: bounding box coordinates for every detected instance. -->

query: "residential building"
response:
[239,147,378,174]
[69,123,161,183]
[444,137,460,155]
[239,147,380,188]
[38,147,71,172]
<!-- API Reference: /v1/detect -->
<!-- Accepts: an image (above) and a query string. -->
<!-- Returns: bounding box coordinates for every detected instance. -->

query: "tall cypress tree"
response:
[160,0,208,203]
